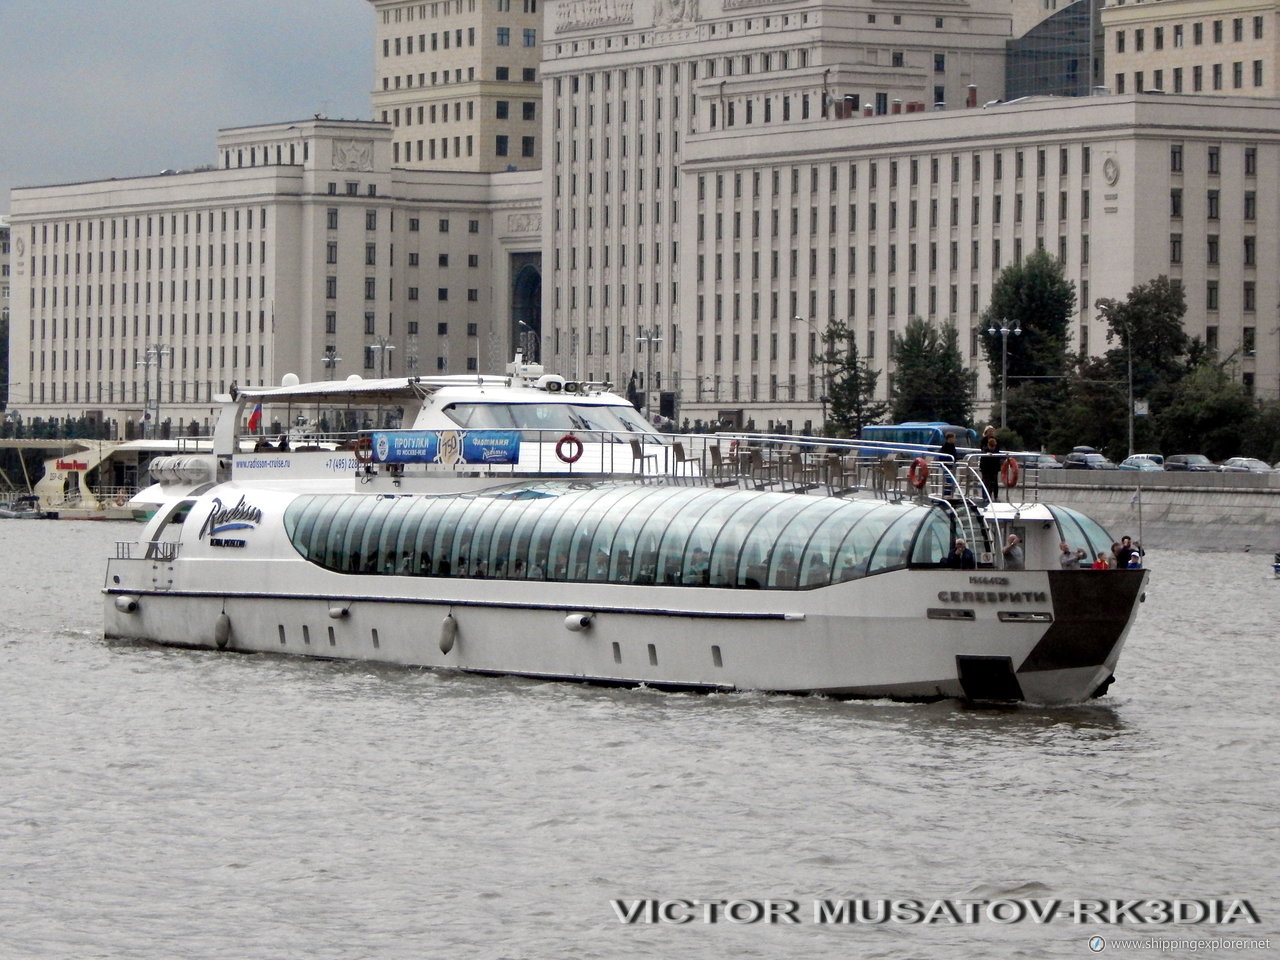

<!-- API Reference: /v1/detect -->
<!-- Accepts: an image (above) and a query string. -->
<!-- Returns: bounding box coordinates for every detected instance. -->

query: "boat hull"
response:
[104,566,1144,705]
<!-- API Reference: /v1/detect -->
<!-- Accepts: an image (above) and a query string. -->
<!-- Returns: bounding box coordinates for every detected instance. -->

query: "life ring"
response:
[556,433,584,464]
[1001,456,1020,488]
[907,456,930,488]
[354,436,373,464]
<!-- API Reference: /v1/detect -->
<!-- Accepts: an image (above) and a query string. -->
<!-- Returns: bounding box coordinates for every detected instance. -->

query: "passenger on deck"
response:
[947,538,976,569]
[1059,542,1086,569]
[1002,534,1024,570]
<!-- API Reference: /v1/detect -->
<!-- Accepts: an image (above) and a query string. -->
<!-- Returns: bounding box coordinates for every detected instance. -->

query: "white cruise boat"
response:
[103,356,1147,705]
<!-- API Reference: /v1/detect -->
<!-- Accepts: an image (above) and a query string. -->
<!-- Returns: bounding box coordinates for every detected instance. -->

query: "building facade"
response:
[370,0,545,172]
[1101,0,1280,96]
[678,93,1280,428]
[542,0,1015,419]
[8,120,538,434]
[6,0,1278,436]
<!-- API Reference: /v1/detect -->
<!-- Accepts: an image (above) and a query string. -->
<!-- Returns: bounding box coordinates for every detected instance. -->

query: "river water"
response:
[0,521,1275,959]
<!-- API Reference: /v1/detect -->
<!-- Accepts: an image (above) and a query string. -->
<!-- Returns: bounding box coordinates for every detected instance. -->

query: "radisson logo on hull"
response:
[198,495,263,547]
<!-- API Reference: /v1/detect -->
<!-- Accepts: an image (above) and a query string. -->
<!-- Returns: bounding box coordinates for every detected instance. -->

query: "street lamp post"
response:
[136,344,171,439]
[636,327,664,419]
[322,345,342,380]
[517,320,538,361]
[1118,320,1135,458]
[986,318,1021,430]
[795,316,829,432]
[369,336,396,378]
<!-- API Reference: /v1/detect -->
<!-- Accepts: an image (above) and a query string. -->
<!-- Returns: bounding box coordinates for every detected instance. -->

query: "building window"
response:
[1207,189,1219,219]
[522,136,535,157]
[467,289,479,301]
[408,217,420,232]
[497,27,510,45]
[364,312,375,334]
[438,288,449,301]
[326,208,338,230]
[1206,280,1218,310]
[496,100,509,119]
[1169,233,1182,264]
[523,28,537,46]
[439,219,449,232]
[496,135,509,156]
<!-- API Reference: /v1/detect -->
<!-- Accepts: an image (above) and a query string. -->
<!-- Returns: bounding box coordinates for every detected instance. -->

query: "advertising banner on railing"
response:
[371,430,521,465]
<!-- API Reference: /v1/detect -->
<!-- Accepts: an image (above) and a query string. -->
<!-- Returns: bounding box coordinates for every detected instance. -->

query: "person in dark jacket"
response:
[947,537,976,569]
[978,433,1002,501]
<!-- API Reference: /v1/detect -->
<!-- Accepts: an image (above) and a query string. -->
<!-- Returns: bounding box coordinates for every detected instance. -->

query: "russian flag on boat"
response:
[247,403,262,432]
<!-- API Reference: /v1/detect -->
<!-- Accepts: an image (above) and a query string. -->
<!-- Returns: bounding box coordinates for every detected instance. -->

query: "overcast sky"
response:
[0,0,374,214]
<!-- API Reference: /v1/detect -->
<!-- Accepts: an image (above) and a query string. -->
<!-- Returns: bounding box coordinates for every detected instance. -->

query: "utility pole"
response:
[635,327,664,419]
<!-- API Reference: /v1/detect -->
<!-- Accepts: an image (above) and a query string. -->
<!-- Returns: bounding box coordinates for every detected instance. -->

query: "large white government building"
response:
[6,0,1279,435]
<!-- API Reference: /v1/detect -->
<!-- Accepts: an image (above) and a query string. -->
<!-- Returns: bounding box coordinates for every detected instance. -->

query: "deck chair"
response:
[629,438,658,475]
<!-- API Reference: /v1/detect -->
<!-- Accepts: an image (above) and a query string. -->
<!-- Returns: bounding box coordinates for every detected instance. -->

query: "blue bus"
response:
[860,422,979,450]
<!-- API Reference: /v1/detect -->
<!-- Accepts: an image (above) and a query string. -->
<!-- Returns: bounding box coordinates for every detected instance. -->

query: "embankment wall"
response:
[1026,472,1280,553]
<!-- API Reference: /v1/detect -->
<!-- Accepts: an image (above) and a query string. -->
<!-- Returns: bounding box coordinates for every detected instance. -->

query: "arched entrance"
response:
[511,254,542,362]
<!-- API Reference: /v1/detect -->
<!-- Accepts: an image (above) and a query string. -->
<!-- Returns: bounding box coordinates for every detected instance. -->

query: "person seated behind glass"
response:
[687,547,710,584]
[947,537,976,569]
[774,550,799,587]
[804,552,830,587]
[614,549,632,582]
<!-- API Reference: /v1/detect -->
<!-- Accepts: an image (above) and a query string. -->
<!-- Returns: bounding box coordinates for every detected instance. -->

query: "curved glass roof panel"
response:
[281,481,943,590]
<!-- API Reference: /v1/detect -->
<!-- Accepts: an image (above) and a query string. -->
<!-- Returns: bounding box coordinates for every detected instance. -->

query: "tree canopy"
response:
[818,317,887,438]
[889,316,974,427]
[978,249,1076,448]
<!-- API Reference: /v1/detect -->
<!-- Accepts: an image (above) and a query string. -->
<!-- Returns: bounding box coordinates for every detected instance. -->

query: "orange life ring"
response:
[907,456,930,488]
[1001,456,1020,488]
[354,436,373,464]
[556,433,584,464]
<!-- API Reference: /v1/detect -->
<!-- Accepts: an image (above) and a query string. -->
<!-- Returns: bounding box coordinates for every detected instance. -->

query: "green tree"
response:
[1094,274,1189,397]
[818,318,887,438]
[889,316,975,426]
[978,249,1076,448]
[1156,361,1258,460]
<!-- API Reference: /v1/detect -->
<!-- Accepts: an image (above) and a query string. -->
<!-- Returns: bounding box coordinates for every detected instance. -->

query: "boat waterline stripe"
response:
[102,588,806,621]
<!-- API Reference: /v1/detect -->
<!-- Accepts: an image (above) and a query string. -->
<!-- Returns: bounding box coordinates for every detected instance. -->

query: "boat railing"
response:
[115,540,181,561]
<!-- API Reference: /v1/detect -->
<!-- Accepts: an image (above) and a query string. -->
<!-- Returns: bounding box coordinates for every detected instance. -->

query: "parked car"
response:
[1063,451,1119,470]
[962,451,1062,473]
[1119,455,1164,472]
[1016,452,1063,470]
[1219,457,1273,473]
[1164,454,1218,472]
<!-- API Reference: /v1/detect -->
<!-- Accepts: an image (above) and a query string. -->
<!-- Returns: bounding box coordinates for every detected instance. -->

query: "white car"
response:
[1219,457,1273,473]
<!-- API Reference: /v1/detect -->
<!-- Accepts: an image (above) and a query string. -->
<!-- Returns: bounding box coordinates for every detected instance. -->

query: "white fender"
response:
[564,612,594,632]
[439,614,458,654]
[214,613,232,649]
